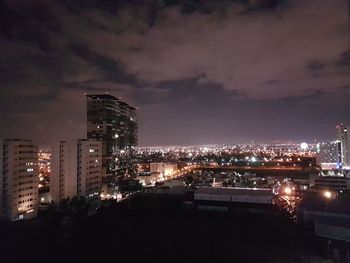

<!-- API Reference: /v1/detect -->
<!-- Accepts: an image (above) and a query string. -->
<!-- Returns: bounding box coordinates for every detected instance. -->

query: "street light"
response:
[323,190,332,199]
[284,187,292,195]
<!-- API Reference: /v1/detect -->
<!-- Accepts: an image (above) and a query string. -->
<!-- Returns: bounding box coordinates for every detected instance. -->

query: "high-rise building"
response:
[77,139,103,211]
[316,141,342,169]
[0,139,39,221]
[336,124,350,166]
[51,140,77,202]
[50,139,102,211]
[86,94,138,179]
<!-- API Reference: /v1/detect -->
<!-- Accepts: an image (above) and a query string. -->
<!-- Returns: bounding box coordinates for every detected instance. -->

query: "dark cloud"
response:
[307,60,325,71]
[1,0,350,145]
[336,51,350,68]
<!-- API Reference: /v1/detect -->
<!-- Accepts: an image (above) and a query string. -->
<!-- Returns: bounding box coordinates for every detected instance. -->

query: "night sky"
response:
[1,0,350,146]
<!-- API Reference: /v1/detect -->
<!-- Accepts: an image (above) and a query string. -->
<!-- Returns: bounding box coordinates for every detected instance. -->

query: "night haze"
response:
[1,0,350,146]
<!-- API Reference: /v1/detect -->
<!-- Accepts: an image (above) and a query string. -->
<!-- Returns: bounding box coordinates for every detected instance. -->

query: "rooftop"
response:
[3,139,33,142]
[195,187,272,196]
[86,93,137,110]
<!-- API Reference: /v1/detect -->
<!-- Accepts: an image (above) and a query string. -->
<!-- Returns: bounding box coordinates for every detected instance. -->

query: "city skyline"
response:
[2,2,350,261]
[1,0,350,146]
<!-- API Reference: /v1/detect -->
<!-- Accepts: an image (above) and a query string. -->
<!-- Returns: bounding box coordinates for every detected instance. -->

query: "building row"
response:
[0,138,103,221]
[0,94,138,221]
[137,162,178,186]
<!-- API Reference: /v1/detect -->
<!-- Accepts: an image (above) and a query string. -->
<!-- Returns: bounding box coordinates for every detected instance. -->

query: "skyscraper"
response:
[336,124,350,166]
[316,141,342,169]
[50,139,102,211]
[0,139,39,221]
[86,94,138,179]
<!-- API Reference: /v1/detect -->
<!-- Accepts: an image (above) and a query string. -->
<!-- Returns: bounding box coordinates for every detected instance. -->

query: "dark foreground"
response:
[0,199,326,263]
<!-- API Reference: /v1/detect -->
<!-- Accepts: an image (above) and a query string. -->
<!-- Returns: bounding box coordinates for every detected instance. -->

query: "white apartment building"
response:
[0,139,39,221]
[77,139,102,210]
[51,139,102,210]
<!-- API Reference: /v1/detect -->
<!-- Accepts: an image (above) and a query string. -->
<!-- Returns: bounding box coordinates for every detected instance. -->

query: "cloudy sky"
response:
[0,0,350,146]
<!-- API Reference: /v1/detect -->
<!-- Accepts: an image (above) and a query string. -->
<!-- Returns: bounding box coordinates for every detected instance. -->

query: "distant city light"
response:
[300,142,308,150]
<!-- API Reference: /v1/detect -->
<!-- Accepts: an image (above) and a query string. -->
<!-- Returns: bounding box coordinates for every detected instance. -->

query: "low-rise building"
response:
[194,187,273,211]
[150,162,178,180]
[164,163,178,178]
[137,172,159,186]
[310,176,350,192]
[298,193,350,261]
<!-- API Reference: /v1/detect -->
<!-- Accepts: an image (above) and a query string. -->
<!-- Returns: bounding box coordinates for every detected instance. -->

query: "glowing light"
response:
[284,187,292,195]
[323,190,332,199]
[300,142,308,150]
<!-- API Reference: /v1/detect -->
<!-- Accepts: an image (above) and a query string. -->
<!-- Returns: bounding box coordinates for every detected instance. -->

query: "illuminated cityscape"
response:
[1,0,350,262]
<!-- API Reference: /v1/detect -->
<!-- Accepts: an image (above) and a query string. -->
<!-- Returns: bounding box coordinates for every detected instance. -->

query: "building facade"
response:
[194,187,273,211]
[311,176,350,192]
[0,139,39,221]
[77,140,103,210]
[336,124,350,167]
[150,163,178,180]
[316,141,342,169]
[86,94,138,179]
[50,139,102,211]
